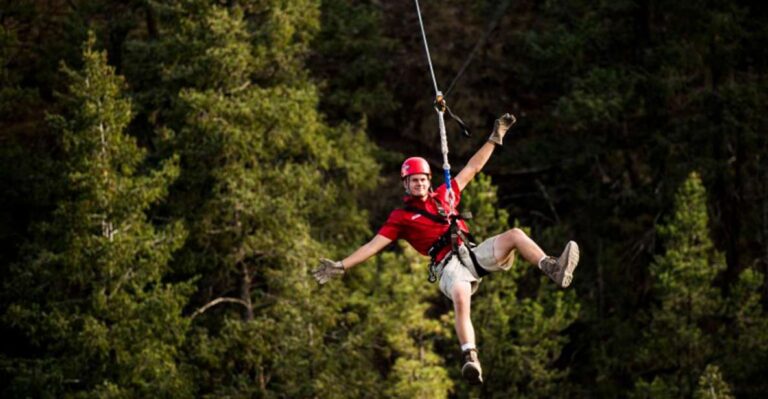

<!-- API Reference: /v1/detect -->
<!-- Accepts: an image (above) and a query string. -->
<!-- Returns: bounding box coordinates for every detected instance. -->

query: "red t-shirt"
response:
[377,180,469,262]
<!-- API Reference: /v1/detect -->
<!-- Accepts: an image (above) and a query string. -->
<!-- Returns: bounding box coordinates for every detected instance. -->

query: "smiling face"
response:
[404,174,431,199]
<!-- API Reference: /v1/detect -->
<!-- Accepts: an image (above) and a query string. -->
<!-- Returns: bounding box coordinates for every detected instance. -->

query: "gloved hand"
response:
[487,113,516,146]
[312,258,345,284]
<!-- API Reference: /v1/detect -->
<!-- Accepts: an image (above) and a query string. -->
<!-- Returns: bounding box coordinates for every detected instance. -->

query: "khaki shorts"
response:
[437,234,515,301]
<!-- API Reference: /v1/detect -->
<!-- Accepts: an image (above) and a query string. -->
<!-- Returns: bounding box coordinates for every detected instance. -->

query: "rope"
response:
[436,107,455,211]
[413,0,461,215]
[414,0,440,97]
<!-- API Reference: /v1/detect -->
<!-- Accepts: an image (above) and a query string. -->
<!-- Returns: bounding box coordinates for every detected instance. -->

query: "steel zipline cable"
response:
[443,0,512,98]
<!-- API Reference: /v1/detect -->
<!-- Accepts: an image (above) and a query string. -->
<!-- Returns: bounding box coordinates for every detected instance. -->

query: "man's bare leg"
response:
[452,281,482,384]
[452,281,475,346]
[492,227,580,288]
[492,227,545,265]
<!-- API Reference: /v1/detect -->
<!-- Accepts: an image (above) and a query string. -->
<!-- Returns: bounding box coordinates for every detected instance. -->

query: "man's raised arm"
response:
[455,113,516,191]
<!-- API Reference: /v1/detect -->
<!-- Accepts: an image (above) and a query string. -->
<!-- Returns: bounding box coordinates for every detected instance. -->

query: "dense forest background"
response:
[1,0,767,397]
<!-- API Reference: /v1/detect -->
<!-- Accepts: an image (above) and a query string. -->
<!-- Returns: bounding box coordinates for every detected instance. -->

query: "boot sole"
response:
[462,363,483,385]
[560,241,580,288]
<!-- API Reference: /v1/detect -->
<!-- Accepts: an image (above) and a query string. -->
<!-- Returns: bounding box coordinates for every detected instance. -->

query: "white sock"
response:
[461,343,476,352]
[537,255,548,269]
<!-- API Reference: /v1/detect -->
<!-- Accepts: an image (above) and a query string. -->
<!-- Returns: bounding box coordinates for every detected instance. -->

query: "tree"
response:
[694,365,734,399]
[132,2,381,396]
[1,33,191,398]
[309,0,398,124]
[718,241,768,397]
[631,172,724,398]
[1,1,767,396]
[330,245,454,399]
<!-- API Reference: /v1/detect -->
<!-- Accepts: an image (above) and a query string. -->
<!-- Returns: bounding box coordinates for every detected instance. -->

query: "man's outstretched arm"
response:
[312,234,393,284]
[341,234,393,270]
[455,113,516,191]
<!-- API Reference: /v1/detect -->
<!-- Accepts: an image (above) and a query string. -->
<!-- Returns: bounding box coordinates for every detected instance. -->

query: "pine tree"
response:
[378,248,453,398]
[327,245,454,399]
[137,2,380,396]
[1,33,191,397]
[719,244,768,396]
[309,0,397,123]
[694,365,734,399]
[631,172,725,398]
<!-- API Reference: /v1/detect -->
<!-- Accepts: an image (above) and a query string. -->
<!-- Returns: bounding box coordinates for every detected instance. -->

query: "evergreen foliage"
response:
[632,172,766,398]
[632,172,725,397]
[129,1,379,396]
[694,365,734,399]
[0,0,767,397]
[310,0,398,123]
[350,245,453,399]
[1,33,190,398]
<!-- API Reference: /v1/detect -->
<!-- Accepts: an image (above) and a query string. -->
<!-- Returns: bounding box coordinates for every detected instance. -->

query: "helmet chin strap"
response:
[404,176,411,195]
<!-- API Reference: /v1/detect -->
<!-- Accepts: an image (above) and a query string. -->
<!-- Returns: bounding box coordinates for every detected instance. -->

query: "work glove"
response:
[312,258,345,284]
[487,113,516,146]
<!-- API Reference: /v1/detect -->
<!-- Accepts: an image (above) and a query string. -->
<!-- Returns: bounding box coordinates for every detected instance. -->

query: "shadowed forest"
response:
[1,0,767,397]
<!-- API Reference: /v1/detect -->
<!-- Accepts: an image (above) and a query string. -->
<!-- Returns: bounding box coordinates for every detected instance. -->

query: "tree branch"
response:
[190,297,251,320]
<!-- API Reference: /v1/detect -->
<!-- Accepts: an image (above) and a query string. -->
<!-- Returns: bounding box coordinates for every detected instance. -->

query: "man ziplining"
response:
[312,113,580,385]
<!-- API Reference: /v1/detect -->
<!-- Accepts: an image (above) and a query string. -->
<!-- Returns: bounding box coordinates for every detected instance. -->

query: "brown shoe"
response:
[539,241,580,288]
[461,348,483,385]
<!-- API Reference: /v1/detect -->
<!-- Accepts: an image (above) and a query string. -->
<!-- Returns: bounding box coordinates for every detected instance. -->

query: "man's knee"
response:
[498,228,524,246]
[452,282,472,308]
[510,227,527,239]
[497,227,525,247]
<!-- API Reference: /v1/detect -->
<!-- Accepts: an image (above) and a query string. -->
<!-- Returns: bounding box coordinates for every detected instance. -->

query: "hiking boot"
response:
[461,348,483,385]
[539,241,580,288]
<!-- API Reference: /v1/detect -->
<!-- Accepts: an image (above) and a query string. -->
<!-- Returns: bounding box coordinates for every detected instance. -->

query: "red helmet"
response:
[401,157,431,179]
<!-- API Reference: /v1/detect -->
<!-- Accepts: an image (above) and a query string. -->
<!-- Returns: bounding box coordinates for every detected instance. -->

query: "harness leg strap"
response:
[467,247,490,278]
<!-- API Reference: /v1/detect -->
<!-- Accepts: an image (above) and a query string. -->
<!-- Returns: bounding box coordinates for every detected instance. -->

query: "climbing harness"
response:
[402,201,489,283]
